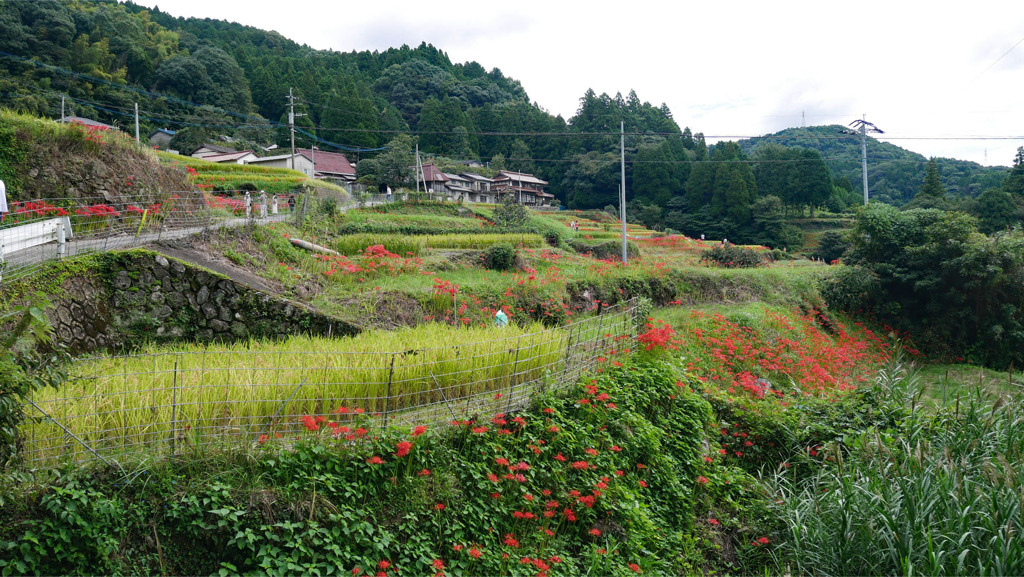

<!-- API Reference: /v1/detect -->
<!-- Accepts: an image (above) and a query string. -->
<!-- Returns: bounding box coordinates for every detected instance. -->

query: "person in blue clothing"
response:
[494,309,508,327]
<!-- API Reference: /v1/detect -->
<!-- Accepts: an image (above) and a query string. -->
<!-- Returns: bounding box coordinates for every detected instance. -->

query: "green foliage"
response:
[739,126,1006,205]
[0,300,68,464]
[490,193,530,228]
[482,242,517,271]
[810,230,850,263]
[699,245,767,268]
[769,366,1024,576]
[829,204,1024,368]
[0,359,773,576]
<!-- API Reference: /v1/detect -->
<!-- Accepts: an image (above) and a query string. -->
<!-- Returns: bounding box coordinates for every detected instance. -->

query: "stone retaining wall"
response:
[50,250,358,354]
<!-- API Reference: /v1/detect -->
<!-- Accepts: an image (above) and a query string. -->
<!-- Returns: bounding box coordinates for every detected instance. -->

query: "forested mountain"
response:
[737,126,1007,205]
[1,0,1018,242]
[0,0,701,206]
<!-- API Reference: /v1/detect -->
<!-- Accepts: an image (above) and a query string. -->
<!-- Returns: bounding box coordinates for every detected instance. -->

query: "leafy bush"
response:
[810,231,850,263]
[699,245,766,268]
[483,242,517,271]
[834,204,1024,368]
[491,194,531,228]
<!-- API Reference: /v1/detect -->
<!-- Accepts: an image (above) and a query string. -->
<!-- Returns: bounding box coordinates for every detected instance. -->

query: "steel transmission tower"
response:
[841,116,884,205]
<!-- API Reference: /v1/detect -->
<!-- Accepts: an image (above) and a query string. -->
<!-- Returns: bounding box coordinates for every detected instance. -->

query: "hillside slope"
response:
[737,125,1007,205]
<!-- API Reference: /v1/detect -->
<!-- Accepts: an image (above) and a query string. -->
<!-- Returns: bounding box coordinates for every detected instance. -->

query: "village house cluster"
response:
[188,142,552,207]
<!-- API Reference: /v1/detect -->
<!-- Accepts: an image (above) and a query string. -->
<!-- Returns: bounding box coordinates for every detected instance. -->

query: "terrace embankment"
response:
[30,249,358,355]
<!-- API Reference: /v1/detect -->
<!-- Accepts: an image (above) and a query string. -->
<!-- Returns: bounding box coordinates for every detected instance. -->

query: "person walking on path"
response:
[0,178,7,222]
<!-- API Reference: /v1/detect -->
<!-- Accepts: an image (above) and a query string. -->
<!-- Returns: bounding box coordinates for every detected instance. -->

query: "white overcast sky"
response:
[131,0,1024,167]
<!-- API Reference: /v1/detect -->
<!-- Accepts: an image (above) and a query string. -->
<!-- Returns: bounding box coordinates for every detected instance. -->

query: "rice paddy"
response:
[24,305,639,465]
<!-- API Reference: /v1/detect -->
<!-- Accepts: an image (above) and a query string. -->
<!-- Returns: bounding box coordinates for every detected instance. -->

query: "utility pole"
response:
[134,102,140,143]
[61,95,65,123]
[620,120,628,264]
[288,88,296,170]
[840,115,884,205]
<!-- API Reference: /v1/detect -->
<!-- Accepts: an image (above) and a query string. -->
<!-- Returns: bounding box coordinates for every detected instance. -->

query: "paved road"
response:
[1,198,387,282]
[0,212,296,281]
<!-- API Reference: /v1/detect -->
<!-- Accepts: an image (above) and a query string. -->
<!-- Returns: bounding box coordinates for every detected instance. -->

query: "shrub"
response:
[483,242,517,271]
[491,194,530,228]
[543,230,561,247]
[699,245,765,268]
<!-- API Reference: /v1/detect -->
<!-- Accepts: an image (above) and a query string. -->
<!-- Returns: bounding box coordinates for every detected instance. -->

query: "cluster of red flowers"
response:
[682,309,890,398]
[319,245,424,281]
[74,204,120,218]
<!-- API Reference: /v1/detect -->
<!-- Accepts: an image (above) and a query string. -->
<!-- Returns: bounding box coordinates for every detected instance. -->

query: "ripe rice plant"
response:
[422,233,547,249]
[22,305,639,465]
[335,234,425,256]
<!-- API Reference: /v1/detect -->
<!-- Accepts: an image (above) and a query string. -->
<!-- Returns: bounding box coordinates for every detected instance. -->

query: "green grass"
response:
[913,363,1024,407]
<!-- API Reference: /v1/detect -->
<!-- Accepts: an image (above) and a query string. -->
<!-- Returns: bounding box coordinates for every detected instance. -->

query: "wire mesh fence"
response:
[0,190,396,284]
[21,299,642,467]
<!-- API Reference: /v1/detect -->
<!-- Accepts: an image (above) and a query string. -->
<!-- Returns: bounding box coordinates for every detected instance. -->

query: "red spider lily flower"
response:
[490,492,501,499]
[585,448,599,456]
[571,461,590,470]
[366,456,385,465]
[495,457,510,466]
[432,559,445,571]
[629,563,642,573]
[419,469,431,476]
[548,425,560,433]
[395,441,413,457]
[352,568,362,575]
[609,445,622,452]
[472,426,489,434]
[468,548,482,559]
[377,561,391,570]
[453,544,464,551]
[523,493,534,502]
[638,480,648,488]
[487,473,500,483]
[553,453,566,462]
[434,503,445,511]
[411,425,428,437]
[708,518,720,525]
[696,476,710,485]
[509,461,530,471]
[301,415,319,431]
[503,534,519,547]
[589,529,601,536]
[542,408,555,414]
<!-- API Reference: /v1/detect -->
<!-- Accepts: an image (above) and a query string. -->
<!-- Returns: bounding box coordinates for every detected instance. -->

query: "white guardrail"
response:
[0,217,73,280]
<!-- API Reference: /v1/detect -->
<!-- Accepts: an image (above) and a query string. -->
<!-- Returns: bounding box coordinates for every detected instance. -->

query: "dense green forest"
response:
[737,126,1007,205]
[1,0,1021,245]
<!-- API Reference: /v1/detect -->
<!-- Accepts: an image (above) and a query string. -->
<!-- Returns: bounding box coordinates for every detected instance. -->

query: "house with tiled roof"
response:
[416,163,450,196]
[61,116,116,130]
[191,143,237,159]
[148,128,176,149]
[243,153,312,175]
[200,150,260,164]
[296,148,356,182]
[459,173,495,203]
[492,170,553,206]
[443,172,473,201]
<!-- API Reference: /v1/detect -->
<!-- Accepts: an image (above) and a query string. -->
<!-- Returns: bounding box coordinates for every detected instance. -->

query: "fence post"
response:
[557,324,576,390]
[170,360,178,456]
[57,218,67,258]
[383,354,396,428]
[505,337,522,413]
